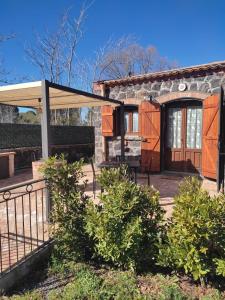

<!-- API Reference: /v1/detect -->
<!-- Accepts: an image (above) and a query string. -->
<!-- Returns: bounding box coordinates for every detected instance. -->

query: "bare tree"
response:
[0,33,19,124]
[94,36,178,80]
[0,33,15,84]
[76,35,178,125]
[25,2,92,125]
[76,35,178,90]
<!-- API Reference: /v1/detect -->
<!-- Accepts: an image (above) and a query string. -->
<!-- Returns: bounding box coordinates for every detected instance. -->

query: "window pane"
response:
[167,108,182,148]
[124,112,129,133]
[186,107,202,149]
[132,112,138,132]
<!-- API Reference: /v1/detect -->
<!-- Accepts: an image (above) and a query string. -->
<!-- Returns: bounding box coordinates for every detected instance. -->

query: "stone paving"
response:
[0,165,219,273]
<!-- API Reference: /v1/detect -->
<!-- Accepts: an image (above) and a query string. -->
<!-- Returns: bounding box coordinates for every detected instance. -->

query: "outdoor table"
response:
[98,160,140,183]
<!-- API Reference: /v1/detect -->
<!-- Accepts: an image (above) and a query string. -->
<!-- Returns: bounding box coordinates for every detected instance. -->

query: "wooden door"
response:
[165,107,184,171]
[202,95,219,179]
[165,102,202,173]
[139,101,161,172]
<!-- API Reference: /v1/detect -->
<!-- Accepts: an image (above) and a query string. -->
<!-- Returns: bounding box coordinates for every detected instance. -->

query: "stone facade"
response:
[94,65,225,164]
[108,136,141,159]
[92,106,103,164]
[108,72,225,101]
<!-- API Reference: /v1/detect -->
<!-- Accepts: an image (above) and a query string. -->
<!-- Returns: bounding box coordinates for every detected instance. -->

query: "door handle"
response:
[141,137,147,142]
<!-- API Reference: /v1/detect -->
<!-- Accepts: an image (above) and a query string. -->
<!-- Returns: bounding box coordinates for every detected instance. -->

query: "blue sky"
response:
[1,0,225,114]
[1,0,225,82]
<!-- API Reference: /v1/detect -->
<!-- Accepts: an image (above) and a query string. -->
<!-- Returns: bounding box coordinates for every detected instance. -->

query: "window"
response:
[186,107,202,149]
[167,107,182,148]
[124,107,139,134]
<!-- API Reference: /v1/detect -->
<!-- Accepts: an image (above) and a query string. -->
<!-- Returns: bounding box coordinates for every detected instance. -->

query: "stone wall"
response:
[94,70,225,164]
[108,71,225,100]
[108,136,141,159]
[92,107,103,164]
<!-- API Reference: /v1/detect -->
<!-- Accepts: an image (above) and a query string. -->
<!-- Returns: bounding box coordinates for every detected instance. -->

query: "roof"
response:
[99,60,225,86]
[0,80,121,109]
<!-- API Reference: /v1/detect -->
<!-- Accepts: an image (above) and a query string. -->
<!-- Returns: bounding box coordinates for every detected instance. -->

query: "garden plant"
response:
[158,176,225,282]
[85,166,164,271]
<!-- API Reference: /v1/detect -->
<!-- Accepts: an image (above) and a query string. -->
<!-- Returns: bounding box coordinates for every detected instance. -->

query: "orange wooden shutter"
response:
[101,105,114,137]
[202,95,219,179]
[139,100,161,172]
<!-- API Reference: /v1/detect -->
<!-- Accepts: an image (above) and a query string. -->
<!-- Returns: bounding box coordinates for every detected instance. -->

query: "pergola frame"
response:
[0,79,125,161]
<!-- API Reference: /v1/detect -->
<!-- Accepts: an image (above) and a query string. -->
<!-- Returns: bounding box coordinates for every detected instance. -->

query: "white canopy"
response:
[0,80,121,109]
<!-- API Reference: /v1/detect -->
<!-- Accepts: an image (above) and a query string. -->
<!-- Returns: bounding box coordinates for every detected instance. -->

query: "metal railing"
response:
[0,179,50,276]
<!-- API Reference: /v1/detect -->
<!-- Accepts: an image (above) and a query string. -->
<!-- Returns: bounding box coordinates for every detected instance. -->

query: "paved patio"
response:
[82,165,219,218]
[0,166,219,218]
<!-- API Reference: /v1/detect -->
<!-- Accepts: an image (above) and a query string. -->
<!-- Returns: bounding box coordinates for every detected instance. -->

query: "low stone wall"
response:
[0,240,53,294]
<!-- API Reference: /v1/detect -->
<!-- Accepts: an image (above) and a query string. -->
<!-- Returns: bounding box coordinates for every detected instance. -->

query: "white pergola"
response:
[0,80,125,160]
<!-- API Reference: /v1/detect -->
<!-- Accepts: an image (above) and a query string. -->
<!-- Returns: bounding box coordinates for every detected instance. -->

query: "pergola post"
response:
[120,102,125,161]
[41,80,51,221]
[41,80,51,159]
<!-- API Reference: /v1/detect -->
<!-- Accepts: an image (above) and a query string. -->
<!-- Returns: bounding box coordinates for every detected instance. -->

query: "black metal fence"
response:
[0,179,50,276]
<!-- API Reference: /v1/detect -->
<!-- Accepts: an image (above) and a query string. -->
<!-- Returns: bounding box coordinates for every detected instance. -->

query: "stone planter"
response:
[32,160,45,180]
[32,159,63,180]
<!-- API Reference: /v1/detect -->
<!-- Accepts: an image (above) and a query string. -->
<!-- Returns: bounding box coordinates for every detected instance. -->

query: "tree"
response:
[16,110,40,124]
[0,33,19,124]
[0,33,15,84]
[25,3,92,125]
[77,36,178,124]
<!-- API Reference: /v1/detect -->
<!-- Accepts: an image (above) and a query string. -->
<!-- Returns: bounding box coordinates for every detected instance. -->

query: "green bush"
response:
[97,164,130,190]
[41,155,92,262]
[157,176,225,281]
[86,167,164,271]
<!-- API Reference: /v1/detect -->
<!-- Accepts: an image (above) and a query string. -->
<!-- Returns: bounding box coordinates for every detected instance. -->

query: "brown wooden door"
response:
[140,101,161,172]
[165,102,202,173]
[202,95,219,179]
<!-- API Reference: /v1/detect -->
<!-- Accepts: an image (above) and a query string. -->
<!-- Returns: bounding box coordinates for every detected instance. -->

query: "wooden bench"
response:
[0,152,16,179]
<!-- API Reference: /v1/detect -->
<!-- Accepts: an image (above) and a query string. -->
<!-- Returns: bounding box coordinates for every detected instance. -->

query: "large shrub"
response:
[85,167,164,271]
[97,164,130,190]
[157,176,225,281]
[41,155,92,262]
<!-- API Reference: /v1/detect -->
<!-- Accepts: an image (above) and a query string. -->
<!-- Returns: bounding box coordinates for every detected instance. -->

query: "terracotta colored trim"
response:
[156,91,210,104]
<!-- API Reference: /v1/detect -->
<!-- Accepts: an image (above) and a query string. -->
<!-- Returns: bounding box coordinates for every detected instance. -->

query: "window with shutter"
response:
[139,100,161,172]
[101,105,114,137]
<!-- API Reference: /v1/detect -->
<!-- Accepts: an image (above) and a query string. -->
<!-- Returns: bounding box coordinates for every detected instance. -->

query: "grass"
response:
[4,261,225,300]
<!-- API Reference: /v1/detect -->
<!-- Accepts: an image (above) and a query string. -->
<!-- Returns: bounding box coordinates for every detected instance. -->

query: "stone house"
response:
[93,61,225,186]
